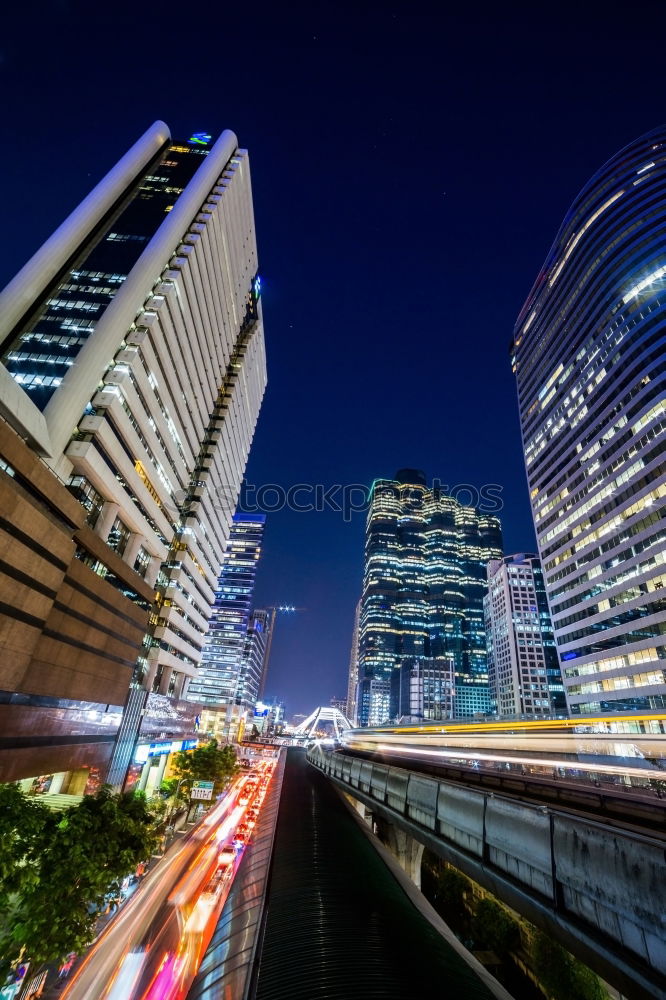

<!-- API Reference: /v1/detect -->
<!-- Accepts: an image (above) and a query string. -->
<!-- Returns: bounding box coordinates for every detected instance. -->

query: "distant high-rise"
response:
[240,609,271,710]
[513,127,666,717]
[346,599,361,724]
[484,554,566,717]
[0,123,266,788]
[357,469,502,725]
[188,513,266,715]
[391,657,456,722]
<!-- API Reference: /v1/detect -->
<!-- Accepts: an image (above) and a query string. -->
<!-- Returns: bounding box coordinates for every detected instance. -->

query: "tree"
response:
[0,785,159,975]
[434,864,468,920]
[171,739,239,797]
[0,783,54,895]
[472,898,521,953]
[532,930,607,1000]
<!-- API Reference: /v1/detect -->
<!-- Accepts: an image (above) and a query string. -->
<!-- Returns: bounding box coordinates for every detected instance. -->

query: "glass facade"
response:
[391,656,455,721]
[1,143,207,409]
[186,513,266,708]
[239,610,270,709]
[358,469,502,725]
[513,126,666,715]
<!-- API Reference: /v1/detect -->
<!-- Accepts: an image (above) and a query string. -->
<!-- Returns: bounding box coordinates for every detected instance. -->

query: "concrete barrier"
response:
[553,815,666,976]
[386,766,409,812]
[307,746,666,1000]
[369,762,389,802]
[486,797,553,898]
[406,773,439,831]
[437,782,484,857]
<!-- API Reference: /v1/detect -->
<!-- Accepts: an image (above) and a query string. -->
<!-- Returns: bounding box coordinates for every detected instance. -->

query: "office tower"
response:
[357,469,502,725]
[391,657,456,722]
[345,599,361,723]
[484,554,566,717]
[513,127,666,717]
[241,609,271,709]
[188,513,266,739]
[0,122,266,788]
[252,697,285,737]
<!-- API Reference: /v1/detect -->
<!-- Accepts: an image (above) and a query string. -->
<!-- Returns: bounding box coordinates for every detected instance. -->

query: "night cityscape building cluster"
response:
[1,90,666,1000]
[347,129,666,727]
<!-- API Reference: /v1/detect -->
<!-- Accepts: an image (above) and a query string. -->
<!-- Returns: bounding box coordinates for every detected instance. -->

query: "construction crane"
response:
[259,605,306,698]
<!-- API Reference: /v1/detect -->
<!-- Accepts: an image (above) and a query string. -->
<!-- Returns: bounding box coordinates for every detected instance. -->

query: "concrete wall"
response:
[309,746,666,1000]
[0,420,153,782]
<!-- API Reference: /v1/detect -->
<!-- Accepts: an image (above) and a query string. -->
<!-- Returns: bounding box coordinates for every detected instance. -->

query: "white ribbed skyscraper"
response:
[0,123,267,783]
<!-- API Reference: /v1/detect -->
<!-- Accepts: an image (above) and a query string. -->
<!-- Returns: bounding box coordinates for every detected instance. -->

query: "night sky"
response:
[3,0,666,717]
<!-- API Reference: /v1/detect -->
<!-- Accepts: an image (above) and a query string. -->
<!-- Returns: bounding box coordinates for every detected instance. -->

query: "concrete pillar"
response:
[123,532,145,570]
[95,501,120,543]
[171,671,186,699]
[137,759,151,791]
[144,653,160,692]
[48,771,67,794]
[349,794,373,827]
[379,821,425,888]
[151,752,168,792]
[145,555,162,588]
[158,666,174,695]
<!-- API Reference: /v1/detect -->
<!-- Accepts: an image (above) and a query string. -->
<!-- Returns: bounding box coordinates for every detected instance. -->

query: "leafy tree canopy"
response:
[171,739,239,796]
[0,784,159,975]
[532,930,607,1000]
[472,898,521,953]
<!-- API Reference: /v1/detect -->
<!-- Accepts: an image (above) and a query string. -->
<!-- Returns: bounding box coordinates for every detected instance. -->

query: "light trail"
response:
[61,757,277,1000]
[367,742,666,780]
[376,712,666,735]
[340,716,666,783]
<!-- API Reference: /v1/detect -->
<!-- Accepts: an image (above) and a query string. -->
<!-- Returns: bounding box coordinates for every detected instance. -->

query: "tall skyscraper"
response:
[513,126,666,717]
[346,599,361,724]
[0,122,266,788]
[484,554,566,717]
[187,513,266,739]
[357,469,502,725]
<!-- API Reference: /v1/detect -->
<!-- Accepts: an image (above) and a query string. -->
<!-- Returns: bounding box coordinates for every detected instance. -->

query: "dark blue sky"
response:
[3,0,666,716]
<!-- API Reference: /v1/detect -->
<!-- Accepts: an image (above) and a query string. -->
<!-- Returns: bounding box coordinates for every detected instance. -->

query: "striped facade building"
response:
[0,122,266,788]
[513,126,666,716]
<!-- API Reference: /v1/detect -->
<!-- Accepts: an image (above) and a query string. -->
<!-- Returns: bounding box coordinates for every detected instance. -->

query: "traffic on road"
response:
[60,759,276,1000]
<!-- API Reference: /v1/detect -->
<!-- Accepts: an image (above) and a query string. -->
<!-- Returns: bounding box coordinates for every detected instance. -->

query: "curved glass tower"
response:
[513,127,666,716]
